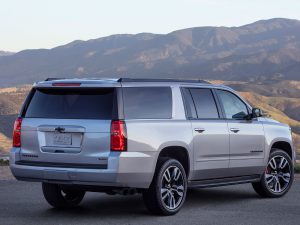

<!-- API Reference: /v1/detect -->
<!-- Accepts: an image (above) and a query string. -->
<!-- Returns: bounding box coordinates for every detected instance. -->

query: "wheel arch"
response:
[156,146,191,178]
[270,141,293,160]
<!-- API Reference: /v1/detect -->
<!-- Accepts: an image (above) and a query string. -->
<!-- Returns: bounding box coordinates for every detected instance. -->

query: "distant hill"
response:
[0,51,14,57]
[1,18,300,87]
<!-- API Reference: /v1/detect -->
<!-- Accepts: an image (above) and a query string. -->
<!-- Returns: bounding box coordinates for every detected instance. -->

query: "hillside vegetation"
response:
[0,81,299,155]
[0,133,11,154]
[0,86,30,154]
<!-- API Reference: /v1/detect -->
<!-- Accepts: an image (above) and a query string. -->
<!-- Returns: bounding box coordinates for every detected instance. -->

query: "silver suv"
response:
[10,78,295,215]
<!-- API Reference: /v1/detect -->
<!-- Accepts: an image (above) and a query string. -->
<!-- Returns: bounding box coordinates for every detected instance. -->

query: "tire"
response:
[42,183,85,208]
[143,158,187,215]
[252,149,294,198]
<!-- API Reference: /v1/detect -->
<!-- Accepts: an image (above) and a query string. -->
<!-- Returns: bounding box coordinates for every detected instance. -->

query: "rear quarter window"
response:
[122,87,172,119]
[24,88,116,119]
[189,88,219,119]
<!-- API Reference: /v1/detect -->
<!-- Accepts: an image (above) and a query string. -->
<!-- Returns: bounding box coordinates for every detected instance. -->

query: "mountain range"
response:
[0,51,14,57]
[0,18,300,87]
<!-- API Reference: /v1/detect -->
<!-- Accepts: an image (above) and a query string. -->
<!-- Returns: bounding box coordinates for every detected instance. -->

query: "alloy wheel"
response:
[265,155,291,193]
[160,166,185,210]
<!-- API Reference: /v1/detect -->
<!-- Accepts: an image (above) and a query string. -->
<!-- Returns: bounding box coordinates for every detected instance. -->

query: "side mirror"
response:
[252,108,263,118]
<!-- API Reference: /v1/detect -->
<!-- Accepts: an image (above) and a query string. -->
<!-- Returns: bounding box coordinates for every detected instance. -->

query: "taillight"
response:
[13,117,22,147]
[111,120,127,151]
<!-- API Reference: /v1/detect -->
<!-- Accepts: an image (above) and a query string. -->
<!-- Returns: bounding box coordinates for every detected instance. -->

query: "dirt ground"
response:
[0,166,14,180]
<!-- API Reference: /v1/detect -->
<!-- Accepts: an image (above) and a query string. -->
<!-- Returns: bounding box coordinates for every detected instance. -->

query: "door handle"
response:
[194,128,205,133]
[230,128,240,133]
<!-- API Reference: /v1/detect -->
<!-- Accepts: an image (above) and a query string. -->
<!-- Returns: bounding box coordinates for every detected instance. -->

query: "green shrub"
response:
[0,159,9,166]
[295,163,300,174]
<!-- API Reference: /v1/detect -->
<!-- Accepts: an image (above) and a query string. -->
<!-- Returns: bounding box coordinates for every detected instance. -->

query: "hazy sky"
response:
[1,0,300,52]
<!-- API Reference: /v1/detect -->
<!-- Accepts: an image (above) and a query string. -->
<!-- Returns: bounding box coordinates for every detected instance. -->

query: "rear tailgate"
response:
[18,87,117,168]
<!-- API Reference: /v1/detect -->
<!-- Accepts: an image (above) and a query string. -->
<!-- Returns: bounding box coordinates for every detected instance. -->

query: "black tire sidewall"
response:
[42,183,85,208]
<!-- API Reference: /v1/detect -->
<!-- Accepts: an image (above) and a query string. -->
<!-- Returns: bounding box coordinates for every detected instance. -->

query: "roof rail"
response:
[118,78,210,84]
[44,78,65,81]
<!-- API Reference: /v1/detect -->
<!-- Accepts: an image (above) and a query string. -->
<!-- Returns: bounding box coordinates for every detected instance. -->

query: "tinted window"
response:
[181,88,197,119]
[189,88,219,119]
[217,90,248,119]
[123,87,172,119]
[25,88,115,119]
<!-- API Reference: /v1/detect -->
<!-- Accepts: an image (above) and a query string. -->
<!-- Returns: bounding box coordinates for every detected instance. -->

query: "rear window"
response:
[123,87,172,119]
[24,88,116,119]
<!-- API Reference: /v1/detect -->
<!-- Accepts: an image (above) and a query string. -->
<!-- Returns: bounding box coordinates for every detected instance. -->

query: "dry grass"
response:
[0,85,30,155]
[0,87,18,93]
[0,85,31,94]
[239,92,300,126]
[0,133,11,155]
[293,134,300,154]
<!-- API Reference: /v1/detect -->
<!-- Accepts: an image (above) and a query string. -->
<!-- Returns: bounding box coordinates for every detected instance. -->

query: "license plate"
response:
[53,133,72,146]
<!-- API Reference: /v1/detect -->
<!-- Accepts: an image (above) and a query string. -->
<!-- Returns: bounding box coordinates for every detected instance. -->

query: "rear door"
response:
[19,87,117,168]
[215,89,265,176]
[182,88,230,180]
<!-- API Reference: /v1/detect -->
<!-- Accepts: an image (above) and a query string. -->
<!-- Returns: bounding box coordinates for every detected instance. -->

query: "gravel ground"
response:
[0,166,14,180]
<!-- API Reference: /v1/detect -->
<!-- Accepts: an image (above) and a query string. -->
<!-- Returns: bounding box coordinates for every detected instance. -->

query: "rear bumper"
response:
[9,148,157,189]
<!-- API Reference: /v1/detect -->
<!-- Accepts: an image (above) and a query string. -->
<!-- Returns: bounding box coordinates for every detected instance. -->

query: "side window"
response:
[181,88,197,119]
[217,90,249,119]
[187,88,219,119]
[123,87,172,119]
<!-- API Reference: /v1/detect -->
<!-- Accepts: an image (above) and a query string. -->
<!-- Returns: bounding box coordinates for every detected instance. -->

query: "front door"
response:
[216,89,265,176]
